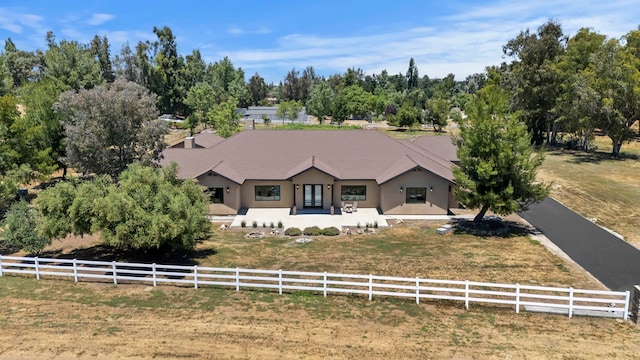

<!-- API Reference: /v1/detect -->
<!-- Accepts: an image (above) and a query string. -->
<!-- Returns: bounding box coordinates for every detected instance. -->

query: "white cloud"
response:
[216,0,639,83]
[87,13,114,26]
[0,8,44,34]
[227,25,271,35]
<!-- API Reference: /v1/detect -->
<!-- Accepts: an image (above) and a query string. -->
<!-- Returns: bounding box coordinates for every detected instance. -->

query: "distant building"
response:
[237,106,309,124]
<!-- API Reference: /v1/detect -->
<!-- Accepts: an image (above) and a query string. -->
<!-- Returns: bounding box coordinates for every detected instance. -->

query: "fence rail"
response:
[0,255,630,320]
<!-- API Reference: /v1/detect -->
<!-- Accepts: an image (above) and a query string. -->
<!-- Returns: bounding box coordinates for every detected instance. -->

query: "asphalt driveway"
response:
[519,197,640,292]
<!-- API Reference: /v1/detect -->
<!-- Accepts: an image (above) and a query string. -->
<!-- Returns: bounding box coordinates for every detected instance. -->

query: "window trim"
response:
[405,187,427,204]
[255,185,281,201]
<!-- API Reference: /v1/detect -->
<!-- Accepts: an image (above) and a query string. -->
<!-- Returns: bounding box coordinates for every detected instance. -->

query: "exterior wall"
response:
[333,180,380,209]
[241,180,294,209]
[291,168,334,210]
[380,169,453,215]
[197,173,241,215]
[197,168,456,216]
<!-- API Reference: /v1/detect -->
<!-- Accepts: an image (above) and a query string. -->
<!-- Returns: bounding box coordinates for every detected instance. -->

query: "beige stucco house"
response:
[160,130,459,215]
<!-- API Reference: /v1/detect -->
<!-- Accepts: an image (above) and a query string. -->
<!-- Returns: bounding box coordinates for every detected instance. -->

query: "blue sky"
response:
[1,0,638,84]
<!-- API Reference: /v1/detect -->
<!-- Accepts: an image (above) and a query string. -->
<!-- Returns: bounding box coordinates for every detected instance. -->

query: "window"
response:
[255,185,280,201]
[406,187,426,203]
[341,185,366,201]
[207,187,224,204]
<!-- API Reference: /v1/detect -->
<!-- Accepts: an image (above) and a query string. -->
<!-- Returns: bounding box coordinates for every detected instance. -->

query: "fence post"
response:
[568,287,574,318]
[515,284,520,314]
[465,280,470,310]
[0,254,4,277]
[623,290,630,321]
[35,257,40,280]
[73,259,78,283]
[152,263,157,287]
[235,267,240,291]
[193,265,198,289]
[323,272,327,297]
[278,269,282,295]
[112,261,117,285]
[631,286,640,323]
[368,274,373,301]
[416,277,420,305]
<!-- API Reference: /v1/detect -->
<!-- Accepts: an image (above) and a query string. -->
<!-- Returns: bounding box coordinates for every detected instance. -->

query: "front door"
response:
[303,184,323,208]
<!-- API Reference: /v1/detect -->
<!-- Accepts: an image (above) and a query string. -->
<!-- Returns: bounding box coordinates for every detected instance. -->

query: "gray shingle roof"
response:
[160,130,456,184]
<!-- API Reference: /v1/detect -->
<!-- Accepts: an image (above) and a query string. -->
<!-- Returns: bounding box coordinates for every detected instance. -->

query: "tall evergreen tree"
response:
[406,58,419,90]
[453,87,549,223]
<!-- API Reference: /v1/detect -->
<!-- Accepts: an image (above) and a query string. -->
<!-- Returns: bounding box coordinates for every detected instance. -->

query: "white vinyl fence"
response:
[0,255,630,320]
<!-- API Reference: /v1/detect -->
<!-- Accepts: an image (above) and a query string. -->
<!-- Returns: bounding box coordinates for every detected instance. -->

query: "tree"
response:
[248,72,268,105]
[20,79,67,176]
[55,79,166,177]
[406,58,419,90]
[554,28,606,151]
[184,82,216,129]
[281,68,300,101]
[388,102,421,128]
[208,97,241,138]
[276,99,303,124]
[150,26,186,115]
[1,200,49,254]
[3,37,43,88]
[503,20,567,145]
[35,164,211,251]
[90,35,115,83]
[453,88,549,223]
[114,42,141,83]
[425,96,450,131]
[306,81,334,124]
[587,35,640,156]
[93,163,211,251]
[43,33,103,90]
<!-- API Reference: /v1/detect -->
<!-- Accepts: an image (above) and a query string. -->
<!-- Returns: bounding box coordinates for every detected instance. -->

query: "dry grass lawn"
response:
[2,224,639,359]
[538,137,640,245]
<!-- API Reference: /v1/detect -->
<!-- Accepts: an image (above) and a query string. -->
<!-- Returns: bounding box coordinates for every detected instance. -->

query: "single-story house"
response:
[160,130,459,216]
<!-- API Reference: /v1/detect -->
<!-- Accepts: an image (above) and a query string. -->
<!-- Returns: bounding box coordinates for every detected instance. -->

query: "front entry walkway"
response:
[230,208,388,230]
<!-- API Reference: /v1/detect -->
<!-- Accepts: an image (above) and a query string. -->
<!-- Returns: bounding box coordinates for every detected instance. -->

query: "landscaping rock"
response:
[246,231,265,239]
[436,224,453,235]
[295,237,312,244]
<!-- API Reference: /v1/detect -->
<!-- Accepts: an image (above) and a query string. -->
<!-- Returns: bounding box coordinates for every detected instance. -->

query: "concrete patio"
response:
[228,208,387,230]
[208,208,475,231]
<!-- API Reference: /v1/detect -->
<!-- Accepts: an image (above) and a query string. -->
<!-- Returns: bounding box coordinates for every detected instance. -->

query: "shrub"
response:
[373,221,378,229]
[284,227,302,236]
[320,227,340,236]
[252,221,258,228]
[277,220,283,228]
[270,222,275,229]
[262,222,266,228]
[240,220,246,228]
[357,222,361,229]
[303,226,321,236]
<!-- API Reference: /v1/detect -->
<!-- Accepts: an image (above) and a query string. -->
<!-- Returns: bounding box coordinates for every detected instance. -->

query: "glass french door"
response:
[303,184,323,207]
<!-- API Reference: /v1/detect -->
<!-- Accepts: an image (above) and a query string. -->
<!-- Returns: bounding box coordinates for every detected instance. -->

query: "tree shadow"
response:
[38,244,217,266]
[545,147,638,164]
[0,242,20,256]
[452,218,532,238]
